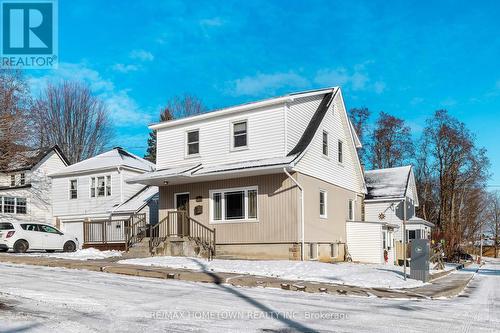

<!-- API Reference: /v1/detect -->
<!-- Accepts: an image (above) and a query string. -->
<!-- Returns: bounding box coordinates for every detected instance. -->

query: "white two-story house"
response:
[129,87,367,261]
[364,165,434,242]
[50,147,158,249]
[0,146,69,225]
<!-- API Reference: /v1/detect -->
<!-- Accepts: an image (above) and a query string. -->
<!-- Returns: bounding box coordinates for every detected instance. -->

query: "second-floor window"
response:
[69,179,78,199]
[10,175,15,187]
[19,173,25,186]
[232,121,247,149]
[90,175,111,198]
[187,130,199,155]
[322,131,329,156]
[348,199,354,221]
[9,173,26,187]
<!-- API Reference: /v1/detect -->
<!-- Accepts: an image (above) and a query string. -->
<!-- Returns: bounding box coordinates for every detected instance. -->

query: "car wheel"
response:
[13,240,29,253]
[63,241,76,252]
[46,250,56,253]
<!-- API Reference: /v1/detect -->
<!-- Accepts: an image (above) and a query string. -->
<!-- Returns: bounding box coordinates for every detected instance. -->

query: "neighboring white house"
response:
[0,146,69,225]
[364,165,434,242]
[50,147,158,249]
[128,87,367,261]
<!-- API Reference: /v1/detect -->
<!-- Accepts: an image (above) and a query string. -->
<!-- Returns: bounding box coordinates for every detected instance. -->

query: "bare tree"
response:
[348,107,370,164]
[0,69,32,169]
[31,81,112,164]
[166,94,207,119]
[486,191,500,258]
[144,94,206,163]
[420,110,490,256]
[369,111,414,169]
[144,107,174,163]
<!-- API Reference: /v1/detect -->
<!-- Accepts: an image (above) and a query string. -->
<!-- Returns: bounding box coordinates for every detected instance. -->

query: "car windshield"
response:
[0,223,14,230]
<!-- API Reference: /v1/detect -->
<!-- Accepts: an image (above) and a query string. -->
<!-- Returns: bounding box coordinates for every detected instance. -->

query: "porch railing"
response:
[124,213,147,250]
[149,210,216,259]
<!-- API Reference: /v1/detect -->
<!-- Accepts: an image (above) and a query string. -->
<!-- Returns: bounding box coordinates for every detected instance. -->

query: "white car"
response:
[0,222,79,253]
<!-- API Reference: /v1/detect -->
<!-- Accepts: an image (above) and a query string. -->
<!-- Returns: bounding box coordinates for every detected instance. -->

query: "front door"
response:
[175,193,190,236]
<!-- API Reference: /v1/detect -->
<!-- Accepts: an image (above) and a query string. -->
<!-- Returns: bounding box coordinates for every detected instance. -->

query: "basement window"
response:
[210,186,258,223]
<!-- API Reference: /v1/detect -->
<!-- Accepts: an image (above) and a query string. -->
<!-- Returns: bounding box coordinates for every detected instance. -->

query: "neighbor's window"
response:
[0,196,2,213]
[322,131,329,156]
[319,190,327,218]
[10,175,15,187]
[90,176,111,198]
[232,121,247,148]
[407,230,416,241]
[187,130,199,155]
[106,175,112,196]
[16,198,26,214]
[70,179,78,199]
[3,197,15,213]
[210,187,258,222]
[97,176,105,197]
[348,199,354,221]
[338,140,343,163]
[19,173,25,186]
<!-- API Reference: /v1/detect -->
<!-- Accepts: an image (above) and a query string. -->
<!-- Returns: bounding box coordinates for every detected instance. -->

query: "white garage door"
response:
[346,221,383,264]
[61,221,84,249]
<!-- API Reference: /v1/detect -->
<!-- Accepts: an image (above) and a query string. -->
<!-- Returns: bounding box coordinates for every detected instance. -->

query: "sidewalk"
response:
[0,254,478,300]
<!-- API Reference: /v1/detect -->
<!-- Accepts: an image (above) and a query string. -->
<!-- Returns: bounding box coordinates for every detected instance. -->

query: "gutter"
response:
[283,168,305,261]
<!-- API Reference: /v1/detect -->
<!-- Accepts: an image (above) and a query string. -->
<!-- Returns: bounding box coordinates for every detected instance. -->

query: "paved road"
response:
[0,260,498,332]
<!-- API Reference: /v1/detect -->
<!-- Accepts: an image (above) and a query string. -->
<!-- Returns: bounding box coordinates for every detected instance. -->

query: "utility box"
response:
[410,239,430,282]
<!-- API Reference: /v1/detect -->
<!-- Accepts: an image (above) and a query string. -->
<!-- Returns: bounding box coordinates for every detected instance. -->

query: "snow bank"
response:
[119,256,425,289]
[23,248,123,261]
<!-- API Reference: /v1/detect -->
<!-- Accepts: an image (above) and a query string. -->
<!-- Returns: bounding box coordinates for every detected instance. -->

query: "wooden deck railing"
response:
[124,213,147,251]
[149,210,216,259]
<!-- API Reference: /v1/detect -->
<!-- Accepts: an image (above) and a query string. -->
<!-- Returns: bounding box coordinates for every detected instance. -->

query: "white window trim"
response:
[209,186,258,224]
[337,139,344,164]
[348,199,355,221]
[185,129,200,158]
[322,130,329,158]
[230,119,249,151]
[89,175,112,198]
[319,190,327,219]
[69,179,78,200]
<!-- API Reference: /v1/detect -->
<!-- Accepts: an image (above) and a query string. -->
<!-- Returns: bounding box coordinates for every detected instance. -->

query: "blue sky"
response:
[30,0,500,186]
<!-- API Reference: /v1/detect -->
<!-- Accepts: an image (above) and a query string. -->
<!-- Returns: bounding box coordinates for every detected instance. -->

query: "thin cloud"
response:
[28,62,150,127]
[314,63,386,94]
[130,49,154,62]
[200,17,224,27]
[112,63,139,73]
[228,72,309,96]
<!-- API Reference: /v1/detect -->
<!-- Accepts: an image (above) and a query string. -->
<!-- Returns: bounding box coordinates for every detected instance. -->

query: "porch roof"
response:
[407,216,435,228]
[127,156,297,186]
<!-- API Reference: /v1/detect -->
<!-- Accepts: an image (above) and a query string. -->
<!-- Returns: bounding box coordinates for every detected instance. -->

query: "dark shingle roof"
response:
[1,145,68,172]
[287,90,337,157]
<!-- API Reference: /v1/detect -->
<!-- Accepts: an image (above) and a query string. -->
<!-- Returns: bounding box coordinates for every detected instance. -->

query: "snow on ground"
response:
[20,248,122,261]
[119,256,424,289]
[0,260,498,332]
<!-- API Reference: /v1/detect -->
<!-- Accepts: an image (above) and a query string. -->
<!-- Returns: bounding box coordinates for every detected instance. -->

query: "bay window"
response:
[210,186,258,223]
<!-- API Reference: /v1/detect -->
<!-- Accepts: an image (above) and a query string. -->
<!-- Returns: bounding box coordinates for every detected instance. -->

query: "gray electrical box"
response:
[410,239,430,282]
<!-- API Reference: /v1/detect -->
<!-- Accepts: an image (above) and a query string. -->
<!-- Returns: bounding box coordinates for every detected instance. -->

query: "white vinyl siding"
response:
[346,221,384,264]
[156,105,285,169]
[293,92,364,193]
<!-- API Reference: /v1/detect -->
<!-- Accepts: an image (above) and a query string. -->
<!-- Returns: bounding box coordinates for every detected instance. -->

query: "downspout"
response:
[284,168,305,261]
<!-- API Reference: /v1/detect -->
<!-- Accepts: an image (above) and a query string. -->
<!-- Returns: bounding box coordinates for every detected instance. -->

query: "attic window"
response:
[322,131,329,156]
[232,121,247,149]
[338,140,343,163]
